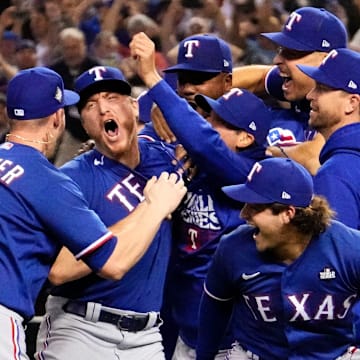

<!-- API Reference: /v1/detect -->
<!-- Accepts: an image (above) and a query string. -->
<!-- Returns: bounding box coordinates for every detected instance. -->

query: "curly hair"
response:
[269,195,335,237]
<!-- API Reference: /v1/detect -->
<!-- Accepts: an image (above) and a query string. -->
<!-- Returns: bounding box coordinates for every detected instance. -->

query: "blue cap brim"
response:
[297,64,330,86]
[195,94,215,113]
[222,184,273,204]
[261,32,314,51]
[195,94,241,130]
[164,63,221,73]
[64,89,80,106]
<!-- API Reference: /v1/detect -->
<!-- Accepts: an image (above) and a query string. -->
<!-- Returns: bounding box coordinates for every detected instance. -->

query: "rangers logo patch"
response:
[267,127,297,146]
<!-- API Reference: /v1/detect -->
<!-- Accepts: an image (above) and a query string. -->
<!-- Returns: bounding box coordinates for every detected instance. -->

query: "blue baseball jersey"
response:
[265,66,316,145]
[202,221,360,359]
[0,142,117,320]
[51,140,180,312]
[314,123,360,230]
[146,80,268,348]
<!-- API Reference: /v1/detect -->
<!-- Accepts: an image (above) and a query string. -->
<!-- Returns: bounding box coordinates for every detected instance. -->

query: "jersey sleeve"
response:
[147,80,250,184]
[35,177,116,272]
[265,66,286,101]
[204,235,236,301]
[196,235,235,359]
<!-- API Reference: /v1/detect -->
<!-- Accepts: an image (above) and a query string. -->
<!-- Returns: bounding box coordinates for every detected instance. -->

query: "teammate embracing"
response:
[35,66,187,360]
[0,66,185,360]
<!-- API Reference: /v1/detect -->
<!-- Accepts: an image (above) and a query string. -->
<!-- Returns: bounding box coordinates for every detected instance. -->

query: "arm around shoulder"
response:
[232,65,271,94]
[50,173,186,284]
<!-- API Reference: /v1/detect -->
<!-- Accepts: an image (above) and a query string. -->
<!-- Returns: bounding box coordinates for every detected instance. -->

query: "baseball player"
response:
[0,67,186,360]
[131,32,272,359]
[35,66,188,360]
[197,157,360,360]
[232,6,348,175]
[135,32,235,359]
[297,48,360,229]
[138,33,233,143]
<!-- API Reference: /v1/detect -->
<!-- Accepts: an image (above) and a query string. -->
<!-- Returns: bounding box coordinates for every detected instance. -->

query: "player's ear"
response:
[130,97,139,119]
[281,205,296,224]
[236,131,254,149]
[224,73,232,92]
[52,108,65,130]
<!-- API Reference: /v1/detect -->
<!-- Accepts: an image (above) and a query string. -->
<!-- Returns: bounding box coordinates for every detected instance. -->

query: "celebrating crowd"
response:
[2,1,360,360]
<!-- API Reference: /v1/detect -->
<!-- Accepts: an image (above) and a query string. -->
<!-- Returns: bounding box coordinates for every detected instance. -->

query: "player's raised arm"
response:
[130,32,163,89]
[50,172,186,284]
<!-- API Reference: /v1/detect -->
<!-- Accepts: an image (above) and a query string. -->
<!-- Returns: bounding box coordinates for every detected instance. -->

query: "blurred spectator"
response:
[0,92,9,143]
[91,30,123,67]
[27,5,54,65]
[160,0,243,67]
[0,30,18,63]
[0,39,38,83]
[50,27,99,86]
[0,31,19,92]
[225,0,281,65]
[15,39,38,68]
[118,13,169,92]
[50,27,100,166]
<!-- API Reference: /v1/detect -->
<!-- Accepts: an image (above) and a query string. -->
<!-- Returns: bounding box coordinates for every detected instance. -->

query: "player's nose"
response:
[97,98,110,115]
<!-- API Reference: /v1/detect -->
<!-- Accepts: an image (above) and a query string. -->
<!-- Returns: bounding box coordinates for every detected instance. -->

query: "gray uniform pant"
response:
[0,305,29,360]
[35,296,165,360]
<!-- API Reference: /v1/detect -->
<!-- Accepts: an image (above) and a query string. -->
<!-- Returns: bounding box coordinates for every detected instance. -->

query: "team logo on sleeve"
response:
[267,127,297,146]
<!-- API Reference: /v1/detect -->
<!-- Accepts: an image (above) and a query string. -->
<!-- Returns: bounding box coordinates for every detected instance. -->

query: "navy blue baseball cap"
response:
[297,48,360,94]
[164,34,232,73]
[262,7,347,52]
[7,67,79,120]
[75,66,131,111]
[195,88,271,145]
[222,158,314,207]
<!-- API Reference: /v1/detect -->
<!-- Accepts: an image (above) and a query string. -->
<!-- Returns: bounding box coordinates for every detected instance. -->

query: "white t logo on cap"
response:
[322,49,338,65]
[222,87,243,100]
[183,40,200,58]
[247,162,262,182]
[285,11,302,31]
[89,66,107,81]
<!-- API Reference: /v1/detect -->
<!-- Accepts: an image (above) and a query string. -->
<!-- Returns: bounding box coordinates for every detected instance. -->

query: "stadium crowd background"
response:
[1,0,360,358]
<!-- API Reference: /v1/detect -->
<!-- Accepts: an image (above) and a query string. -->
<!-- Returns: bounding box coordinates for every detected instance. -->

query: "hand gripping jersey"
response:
[201,221,360,359]
[51,140,181,312]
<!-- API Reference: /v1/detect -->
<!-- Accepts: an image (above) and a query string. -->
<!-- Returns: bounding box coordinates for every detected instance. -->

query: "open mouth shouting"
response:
[104,119,119,139]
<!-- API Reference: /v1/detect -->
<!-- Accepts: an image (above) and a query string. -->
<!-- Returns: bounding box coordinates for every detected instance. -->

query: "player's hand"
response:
[144,172,187,217]
[129,32,162,88]
[152,105,176,143]
[174,144,196,182]
[77,139,95,155]
[336,347,360,360]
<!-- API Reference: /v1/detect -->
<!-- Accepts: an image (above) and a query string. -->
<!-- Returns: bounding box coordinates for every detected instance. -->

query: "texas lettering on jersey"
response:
[0,158,25,185]
[243,292,356,323]
[106,173,145,211]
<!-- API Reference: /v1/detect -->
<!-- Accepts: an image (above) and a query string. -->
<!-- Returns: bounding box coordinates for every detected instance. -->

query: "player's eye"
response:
[277,47,313,60]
